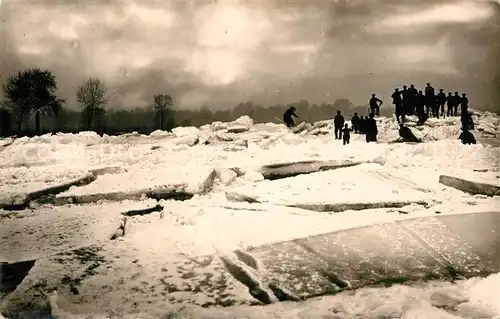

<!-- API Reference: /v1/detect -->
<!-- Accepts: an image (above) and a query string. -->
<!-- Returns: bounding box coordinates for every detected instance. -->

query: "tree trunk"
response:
[160,108,163,130]
[35,111,41,134]
[16,111,24,136]
[87,106,94,131]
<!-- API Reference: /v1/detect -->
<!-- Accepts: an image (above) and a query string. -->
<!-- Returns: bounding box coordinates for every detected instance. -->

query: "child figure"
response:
[341,123,351,145]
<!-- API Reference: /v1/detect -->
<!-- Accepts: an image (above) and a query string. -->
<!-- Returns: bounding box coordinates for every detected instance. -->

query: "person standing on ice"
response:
[365,113,378,142]
[446,92,454,117]
[416,91,428,125]
[401,85,413,116]
[416,90,425,116]
[437,89,447,118]
[461,110,474,131]
[424,82,435,117]
[460,93,469,115]
[350,112,360,133]
[369,94,383,117]
[341,123,351,145]
[452,91,461,116]
[333,110,345,140]
[409,84,418,114]
[391,88,404,123]
[359,116,366,134]
[283,106,298,128]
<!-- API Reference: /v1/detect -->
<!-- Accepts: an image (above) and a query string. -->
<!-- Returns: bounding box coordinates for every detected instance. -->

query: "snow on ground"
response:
[88,272,499,319]
[1,113,500,318]
[37,271,500,319]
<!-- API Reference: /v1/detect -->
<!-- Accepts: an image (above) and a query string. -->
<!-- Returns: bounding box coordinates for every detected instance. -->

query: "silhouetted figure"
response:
[453,92,460,116]
[369,94,383,116]
[342,123,351,145]
[415,90,425,118]
[365,113,378,143]
[359,116,366,134]
[399,123,422,143]
[351,112,360,133]
[437,89,447,118]
[446,92,454,117]
[334,110,345,140]
[424,82,435,116]
[461,111,475,131]
[460,93,469,115]
[459,128,476,145]
[408,84,418,114]
[416,90,427,125]
[283,106,298,128]
[392,88,404,123]
[402,85,413,115]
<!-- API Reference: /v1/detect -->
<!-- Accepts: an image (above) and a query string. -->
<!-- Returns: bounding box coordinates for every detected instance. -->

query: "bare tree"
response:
[153,94,173,130]
[76,77,108,130]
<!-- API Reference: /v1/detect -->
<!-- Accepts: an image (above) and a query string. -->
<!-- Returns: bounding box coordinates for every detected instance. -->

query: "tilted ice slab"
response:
[0,165,90,194]
[439,173,500,197]
[0,165,130,210]
[55,163,216,204]
[0,173,97,210]
[226,163,434,211]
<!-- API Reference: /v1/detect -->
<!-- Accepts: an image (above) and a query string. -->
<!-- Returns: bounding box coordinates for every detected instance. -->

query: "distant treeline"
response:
[0,68,390,138]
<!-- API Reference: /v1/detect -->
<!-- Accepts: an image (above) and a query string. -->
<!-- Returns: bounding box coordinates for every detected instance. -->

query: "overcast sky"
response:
[0,0,499,110]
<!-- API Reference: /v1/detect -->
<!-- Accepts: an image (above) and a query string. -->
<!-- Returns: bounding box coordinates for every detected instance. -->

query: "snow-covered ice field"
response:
[1,113,500,318]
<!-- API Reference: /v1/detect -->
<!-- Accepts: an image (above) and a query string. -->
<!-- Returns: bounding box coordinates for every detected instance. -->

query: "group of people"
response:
[282,81,477,146]
[283,106,379,145]
[368,82,476,144]
[346,112,378,144]
[385,83,469,124]
[368,83,470,124]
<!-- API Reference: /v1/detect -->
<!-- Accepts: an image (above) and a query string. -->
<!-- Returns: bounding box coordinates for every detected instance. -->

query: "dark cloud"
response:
[0,0,499,111]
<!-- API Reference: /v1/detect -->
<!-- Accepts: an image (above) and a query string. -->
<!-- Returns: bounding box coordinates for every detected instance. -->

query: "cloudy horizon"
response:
[0,0,499,111]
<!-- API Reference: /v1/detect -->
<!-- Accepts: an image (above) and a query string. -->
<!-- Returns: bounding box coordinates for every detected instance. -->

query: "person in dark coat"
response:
[283,106,298,128]
[365,113,378,143]
[409,84,418,114]
[398,123,422,143]
[452,91,460,116]
[333,110,345,140]
[359,116,365,134]
[402,85,413,115]
[461,111,474,131]
[424,82,435,116]
[341,123,351,145]
[446,92,454,117]
[415,90,425,118]
[416,90,428,125]
[460,93,469,115]
[391,88,404,123]
[437,89,447,118]
[351,112,360,133]
[369,94,383,117]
